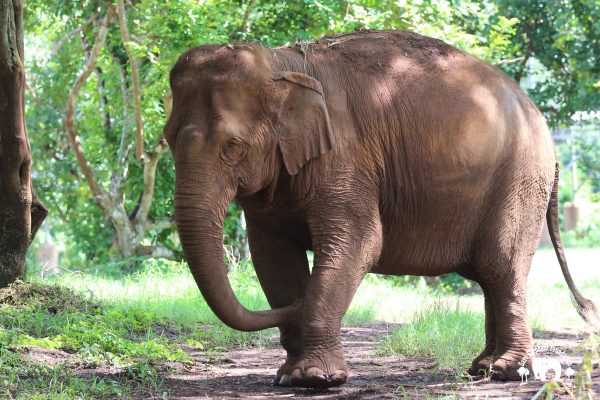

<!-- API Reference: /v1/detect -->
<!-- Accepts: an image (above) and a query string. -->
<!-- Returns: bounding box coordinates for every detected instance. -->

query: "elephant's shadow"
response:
[158,323,598,398]
[161,323,450,398]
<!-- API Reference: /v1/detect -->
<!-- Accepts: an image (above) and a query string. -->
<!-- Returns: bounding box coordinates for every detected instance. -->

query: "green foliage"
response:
[0,348,129,400]
[0,347,168,399]
[561,214,600,248]
[30,258,276,346]
[22,0,540,267]
[573,334,599,400]
[0,281,188,398]
[377,300,485,376]
[19,0,600,284]
[494,0,600,126]
[437,273,476,293]
[0,284,192,365]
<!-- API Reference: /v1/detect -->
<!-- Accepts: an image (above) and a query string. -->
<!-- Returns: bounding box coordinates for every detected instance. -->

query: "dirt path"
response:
[161,324,599,399]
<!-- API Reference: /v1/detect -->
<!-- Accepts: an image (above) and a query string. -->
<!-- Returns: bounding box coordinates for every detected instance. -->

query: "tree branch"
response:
[146,216,176,232]
[79,29,111,136]
[494,57,525,66]
[116,0,144,161]
[239,0,256,37]
[514,30,535,84]
[133,138,168,224]
[229,0,257,42]
[64,6,114,211]
[111,59,132,199]
[51,12,97,56]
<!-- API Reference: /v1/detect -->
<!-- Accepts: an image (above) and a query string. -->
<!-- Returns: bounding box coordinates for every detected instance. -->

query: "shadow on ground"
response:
[157,324,599,399]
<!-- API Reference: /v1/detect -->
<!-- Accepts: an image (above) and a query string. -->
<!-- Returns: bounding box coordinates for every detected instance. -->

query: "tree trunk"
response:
[0,0,47,287]
[111,206,137,258]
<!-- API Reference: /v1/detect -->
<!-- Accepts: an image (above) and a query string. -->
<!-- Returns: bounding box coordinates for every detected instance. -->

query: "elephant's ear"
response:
[273,71,334,175]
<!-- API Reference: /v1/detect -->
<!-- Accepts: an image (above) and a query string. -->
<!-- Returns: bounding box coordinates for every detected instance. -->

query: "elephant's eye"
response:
[221,137,246,163]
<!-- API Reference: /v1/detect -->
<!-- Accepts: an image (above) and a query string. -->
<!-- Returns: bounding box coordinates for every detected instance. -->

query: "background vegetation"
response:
[1,0,599,398]
[22,0,600,266]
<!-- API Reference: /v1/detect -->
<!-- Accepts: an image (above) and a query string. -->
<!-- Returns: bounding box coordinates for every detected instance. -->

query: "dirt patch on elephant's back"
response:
[163,324,598,399]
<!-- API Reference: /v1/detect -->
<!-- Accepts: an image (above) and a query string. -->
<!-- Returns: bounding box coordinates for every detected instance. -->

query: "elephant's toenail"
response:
[289,369,303,386]
[330,370,348,382]
[279,374,290,386]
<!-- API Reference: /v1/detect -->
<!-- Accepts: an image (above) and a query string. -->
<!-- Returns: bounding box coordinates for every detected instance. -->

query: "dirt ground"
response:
[157,324,599,400]
[18,323,599,398]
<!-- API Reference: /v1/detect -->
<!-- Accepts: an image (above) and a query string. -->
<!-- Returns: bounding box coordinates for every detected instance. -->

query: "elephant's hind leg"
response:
[468,283,497,376]
[246,219,310,386]
[473,251,535,381]
[484,274,534,381]
[472,178,548,380]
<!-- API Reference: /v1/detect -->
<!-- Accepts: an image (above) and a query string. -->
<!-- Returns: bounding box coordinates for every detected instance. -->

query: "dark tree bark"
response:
[0,0,47,287]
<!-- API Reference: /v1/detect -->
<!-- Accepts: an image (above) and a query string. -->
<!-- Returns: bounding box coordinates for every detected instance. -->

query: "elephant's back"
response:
[289,30,549,156]
[310,30,554,182]
[303,31,556,275]
[285,29,461,70]
[280,29,556,209]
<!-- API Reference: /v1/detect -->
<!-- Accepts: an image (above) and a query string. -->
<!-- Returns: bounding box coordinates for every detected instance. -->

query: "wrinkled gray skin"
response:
[163,30,596,389]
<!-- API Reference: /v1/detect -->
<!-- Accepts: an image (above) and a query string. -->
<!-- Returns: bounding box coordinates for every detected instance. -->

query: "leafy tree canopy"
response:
[23,0,600,266]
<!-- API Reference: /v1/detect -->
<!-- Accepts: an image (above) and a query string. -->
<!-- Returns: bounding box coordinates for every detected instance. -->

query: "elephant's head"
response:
[163,45,333,331]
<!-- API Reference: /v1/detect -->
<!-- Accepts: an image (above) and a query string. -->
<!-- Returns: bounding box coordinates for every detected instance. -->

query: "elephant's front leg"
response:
[246,219,310,386]
[289,206,383,389]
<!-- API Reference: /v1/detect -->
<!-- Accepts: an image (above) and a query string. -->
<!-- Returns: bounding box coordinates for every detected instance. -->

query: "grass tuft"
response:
[378,299,485,376]
[0,280,97,313]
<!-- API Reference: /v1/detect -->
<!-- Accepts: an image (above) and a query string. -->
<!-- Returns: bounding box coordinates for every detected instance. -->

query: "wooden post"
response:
[0,0,47,287]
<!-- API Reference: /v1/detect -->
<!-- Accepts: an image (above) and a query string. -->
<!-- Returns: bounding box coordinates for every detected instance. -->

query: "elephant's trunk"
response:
[174,171,300,331]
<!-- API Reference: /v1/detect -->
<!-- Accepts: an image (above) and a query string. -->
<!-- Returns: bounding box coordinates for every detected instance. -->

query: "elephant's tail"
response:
[546,163,599,325]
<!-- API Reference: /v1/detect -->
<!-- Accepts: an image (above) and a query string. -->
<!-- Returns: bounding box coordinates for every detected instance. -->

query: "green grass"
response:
[3,249,599,397]
[48,259,269,326]
[0,260,284,398]
[0,346,167,399]
[0,282,178,399]
[377,300,485,376]
[0,282,192,362]
[39,259,279,349]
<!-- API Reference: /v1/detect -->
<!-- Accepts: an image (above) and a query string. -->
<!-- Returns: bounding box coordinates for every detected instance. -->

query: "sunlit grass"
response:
[46,261,267,325]
[31,249,600,336]
[377,300,485,375]
[32,260,276,348]
[24,248,600,361]
[41,260,445,326]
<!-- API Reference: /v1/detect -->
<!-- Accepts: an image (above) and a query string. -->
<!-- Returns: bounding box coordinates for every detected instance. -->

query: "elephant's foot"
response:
[287,347,348,388]
[489,355,532,381]
[467,351,494,376]
[274,353,302,386]
[275,326,305,386]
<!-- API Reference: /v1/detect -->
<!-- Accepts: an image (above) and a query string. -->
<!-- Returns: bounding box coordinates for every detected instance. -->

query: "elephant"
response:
[163,29,597,388]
